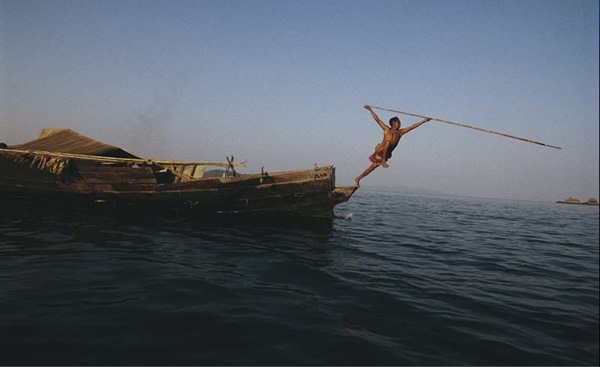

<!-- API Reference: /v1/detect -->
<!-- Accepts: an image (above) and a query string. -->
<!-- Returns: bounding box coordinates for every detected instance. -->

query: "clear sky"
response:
[1,0,598,202]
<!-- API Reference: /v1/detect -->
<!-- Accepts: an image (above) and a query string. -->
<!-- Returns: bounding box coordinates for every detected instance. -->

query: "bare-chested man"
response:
[354,105,432,187]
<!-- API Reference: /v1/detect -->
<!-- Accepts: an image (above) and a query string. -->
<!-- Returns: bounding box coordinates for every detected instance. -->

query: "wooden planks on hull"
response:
[75,165,158,185]
[1,133,356,216]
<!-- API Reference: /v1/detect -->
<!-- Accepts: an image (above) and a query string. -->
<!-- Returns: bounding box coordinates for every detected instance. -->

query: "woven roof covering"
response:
[10,129,139,158]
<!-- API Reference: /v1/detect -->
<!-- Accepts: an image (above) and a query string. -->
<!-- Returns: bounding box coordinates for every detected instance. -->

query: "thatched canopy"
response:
[10,129,139,159]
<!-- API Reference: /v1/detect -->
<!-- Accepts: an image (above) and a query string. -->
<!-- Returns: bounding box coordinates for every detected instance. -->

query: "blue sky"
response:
[1,0,598,201]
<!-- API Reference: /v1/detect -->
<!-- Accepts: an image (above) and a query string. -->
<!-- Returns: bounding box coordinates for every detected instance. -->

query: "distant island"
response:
[557,197,599,206]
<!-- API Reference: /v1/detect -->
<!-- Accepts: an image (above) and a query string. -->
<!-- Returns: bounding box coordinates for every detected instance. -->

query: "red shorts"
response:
[369,154,382,164]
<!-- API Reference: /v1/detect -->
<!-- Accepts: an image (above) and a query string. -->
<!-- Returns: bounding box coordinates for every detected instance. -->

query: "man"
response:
[354,105,432,187]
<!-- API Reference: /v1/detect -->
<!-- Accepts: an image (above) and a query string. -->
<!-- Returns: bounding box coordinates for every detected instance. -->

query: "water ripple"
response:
[0,192,598,365]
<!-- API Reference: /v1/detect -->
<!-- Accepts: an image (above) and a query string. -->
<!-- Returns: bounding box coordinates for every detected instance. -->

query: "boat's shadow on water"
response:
[1,197,343,365]
[2,197,336,235]
[3,196,339,272]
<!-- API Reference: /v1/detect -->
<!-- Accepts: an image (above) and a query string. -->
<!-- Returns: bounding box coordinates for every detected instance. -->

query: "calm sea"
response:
[0,191,598,365]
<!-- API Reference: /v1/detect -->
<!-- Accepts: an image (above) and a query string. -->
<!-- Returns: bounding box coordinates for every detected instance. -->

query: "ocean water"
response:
[0,191,598,365]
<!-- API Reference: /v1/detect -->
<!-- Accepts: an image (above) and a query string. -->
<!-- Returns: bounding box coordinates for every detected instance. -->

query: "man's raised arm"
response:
[364,105,389,131]
[402,117,432,133]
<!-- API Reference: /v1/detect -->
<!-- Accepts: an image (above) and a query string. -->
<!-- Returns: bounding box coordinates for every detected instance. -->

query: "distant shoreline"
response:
[359,185,600,206]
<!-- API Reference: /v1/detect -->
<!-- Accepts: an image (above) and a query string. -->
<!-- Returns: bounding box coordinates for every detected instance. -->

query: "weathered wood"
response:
[76,171,155,180]
[1,134,356,216]
[1,148,245,167]
[67,182,159,192]
[77,169,155,177]
[75,178,157,184]
[192,165,205,179]
[77,167,155,177]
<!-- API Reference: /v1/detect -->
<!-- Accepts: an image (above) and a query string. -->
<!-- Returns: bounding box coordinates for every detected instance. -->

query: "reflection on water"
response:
[0,192,598,365]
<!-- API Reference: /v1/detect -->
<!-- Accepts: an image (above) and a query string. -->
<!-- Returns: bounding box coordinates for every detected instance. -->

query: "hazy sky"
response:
[1,0,598,202]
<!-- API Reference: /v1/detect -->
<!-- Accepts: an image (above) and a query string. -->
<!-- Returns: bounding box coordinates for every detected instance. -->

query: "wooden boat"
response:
[0,129,357,217]
[557,197,582,205]
[556,197,599,206]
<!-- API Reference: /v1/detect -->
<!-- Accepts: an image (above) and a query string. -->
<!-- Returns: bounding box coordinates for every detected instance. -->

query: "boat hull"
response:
[0,151,356,217]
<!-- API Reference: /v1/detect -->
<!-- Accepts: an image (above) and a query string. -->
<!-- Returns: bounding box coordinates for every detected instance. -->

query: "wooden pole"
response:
[0,148,246,167]
[369,105,562,150]
[0,148,247,182]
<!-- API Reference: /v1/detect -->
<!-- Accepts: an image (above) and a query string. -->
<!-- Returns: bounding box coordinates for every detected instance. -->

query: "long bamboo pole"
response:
[368,105,562,150]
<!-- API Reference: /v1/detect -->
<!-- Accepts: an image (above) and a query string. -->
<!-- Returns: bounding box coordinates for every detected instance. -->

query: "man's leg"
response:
[354,163,379,187]
[380,142,391,168]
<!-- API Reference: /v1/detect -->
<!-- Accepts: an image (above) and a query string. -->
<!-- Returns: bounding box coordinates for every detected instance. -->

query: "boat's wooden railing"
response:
[0,148,245,182]
[166,163,208,182]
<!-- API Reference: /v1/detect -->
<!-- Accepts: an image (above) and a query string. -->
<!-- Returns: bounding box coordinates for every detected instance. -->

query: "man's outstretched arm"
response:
[364,105,389,131]
[402,117,432,133]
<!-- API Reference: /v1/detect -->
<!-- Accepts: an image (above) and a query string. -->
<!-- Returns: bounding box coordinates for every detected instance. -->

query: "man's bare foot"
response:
[382,162,389,168]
